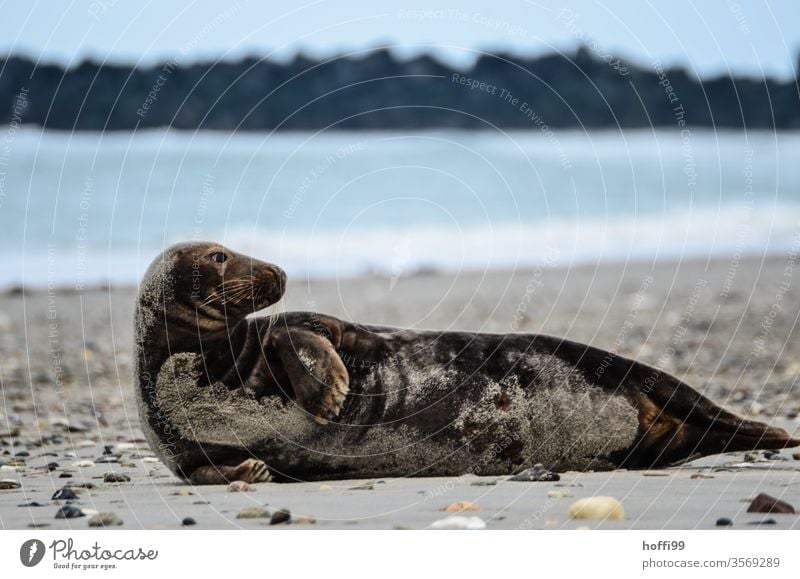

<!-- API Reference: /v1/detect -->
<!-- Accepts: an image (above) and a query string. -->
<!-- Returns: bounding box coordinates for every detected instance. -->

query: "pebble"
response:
[95,456,119,464]
[744,452,760,463]
[236,506,270,519]
[88,512,123,527]
[0,479,21,489]
[270,508,291,525]
[746,493,795,514]
[430,515,486,530]
[547,489,573,499]
[747,519,777,525]
[172,489,193,496]
[690,474,714,479]
[470,480,497,486]
[55,505,84,519]
[227,480,250,492]
[792,453,800,461]
[441,501,481,512]
[142,457,160,463]
[19,501,48,507]
[509,464,560,482]
[568,497,625,521]
[77,439,95,447]
[319,484,332,491]
[51,488,78,501]
[715,518,733,526]
[72,460,95,468]
[348,480,375,490]
[103,473,131,483]
[181,517,197,526]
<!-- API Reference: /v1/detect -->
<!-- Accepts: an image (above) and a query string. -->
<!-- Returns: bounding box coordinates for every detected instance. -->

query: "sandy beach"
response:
[1,256,799,530]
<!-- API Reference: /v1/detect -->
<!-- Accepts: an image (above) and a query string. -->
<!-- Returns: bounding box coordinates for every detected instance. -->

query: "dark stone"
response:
[51,488,78,501]
[15,451,30,457]
[18,501,48,507]
[95,456,119,464]
[55,505,84,519]
[747,493,795,514]
[510,463,560,482]
[58,473,72,478]
[103,445,115,455]
[181,517,196,526]
[270,508,291,525]
[103,472,131,483]
[45,462,59,471]
[747,519,777,525]
[715,517,732,526]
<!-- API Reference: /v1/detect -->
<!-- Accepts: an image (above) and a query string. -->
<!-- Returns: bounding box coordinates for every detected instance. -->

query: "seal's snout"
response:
[256,262,286,307]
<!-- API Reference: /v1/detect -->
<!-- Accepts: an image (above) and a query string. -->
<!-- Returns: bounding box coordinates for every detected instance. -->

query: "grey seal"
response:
[134,241,799,484]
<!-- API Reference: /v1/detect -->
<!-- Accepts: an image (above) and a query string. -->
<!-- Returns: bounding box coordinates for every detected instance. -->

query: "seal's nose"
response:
[268,265,287,296]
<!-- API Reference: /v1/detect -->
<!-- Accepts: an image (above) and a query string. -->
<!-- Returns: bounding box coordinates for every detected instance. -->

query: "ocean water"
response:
[1,128,798,288]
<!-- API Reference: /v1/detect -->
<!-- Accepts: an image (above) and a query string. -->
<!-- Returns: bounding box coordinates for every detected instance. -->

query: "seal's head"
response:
[136,241,286,340]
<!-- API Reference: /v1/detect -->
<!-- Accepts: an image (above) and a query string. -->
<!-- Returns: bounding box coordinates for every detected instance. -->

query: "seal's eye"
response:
[208,251,228,264]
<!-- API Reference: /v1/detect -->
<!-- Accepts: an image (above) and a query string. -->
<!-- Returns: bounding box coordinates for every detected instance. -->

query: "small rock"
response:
[642,471,670,477]
[348,480,375,490]
[747,519,777,525]
[746,493,795,514]
[470,480,497,486]
[691,474,714,480]
[95,456,119,464]
[236,506,270,519]
[744,452,760,463]
[430,515,486,530]
[0,479,21,489]
[142,457,160,463]
[72,460,95,468]
[77,439,95,447]
[88,512,123,527]
[51,488,78,500]
[55,505,84,519]
[227,480,250,492]
[441,501,481,512]
[172,489,193,496]
[15,450,30,457]
[792,452,800,461]
[181,517,196,526]
[103,473,131,483]
[270,508,291,525]
[319,484,332,491]
[58,473,72,478]
[510,464,560,482]
[568,497,625,521]
[19,501,48,507]
[547,489,573,498]
[715,517,733,526]
[294,517,316,525]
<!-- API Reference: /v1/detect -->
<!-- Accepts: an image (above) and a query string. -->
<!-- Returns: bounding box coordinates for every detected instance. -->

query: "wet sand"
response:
[1,256,799,529]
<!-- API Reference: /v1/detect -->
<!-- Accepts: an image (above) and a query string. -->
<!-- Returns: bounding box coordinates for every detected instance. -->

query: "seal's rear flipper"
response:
[539,336,800,468]
[603,353,799,468]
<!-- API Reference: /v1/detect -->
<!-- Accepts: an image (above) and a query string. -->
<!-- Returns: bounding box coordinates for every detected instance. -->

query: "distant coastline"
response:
[1,46,799,131]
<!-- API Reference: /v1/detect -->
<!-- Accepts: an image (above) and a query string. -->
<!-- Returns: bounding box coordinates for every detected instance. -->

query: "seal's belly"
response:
[150,323,640,479]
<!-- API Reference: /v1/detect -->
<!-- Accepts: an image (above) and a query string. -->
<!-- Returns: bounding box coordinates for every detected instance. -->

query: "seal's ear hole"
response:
[208,251,228,264]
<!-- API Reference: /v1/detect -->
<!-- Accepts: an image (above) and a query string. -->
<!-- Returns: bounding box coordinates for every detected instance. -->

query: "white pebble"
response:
[430,516,486,530]
[72,460,95,468]
[568,497,625,521]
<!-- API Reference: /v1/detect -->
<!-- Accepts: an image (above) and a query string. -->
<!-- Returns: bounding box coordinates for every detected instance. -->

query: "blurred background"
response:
[0,0,798,287]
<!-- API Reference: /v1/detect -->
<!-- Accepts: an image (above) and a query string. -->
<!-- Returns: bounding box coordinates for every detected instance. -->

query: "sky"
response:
[1,0,798,79]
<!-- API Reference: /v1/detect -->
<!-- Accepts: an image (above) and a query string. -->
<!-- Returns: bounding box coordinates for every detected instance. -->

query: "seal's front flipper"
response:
[189,458,271,485]
[269,328,350,424]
